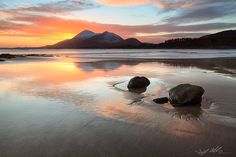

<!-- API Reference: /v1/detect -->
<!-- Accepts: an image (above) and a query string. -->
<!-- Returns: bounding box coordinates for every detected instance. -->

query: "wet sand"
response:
[0,56,236,157]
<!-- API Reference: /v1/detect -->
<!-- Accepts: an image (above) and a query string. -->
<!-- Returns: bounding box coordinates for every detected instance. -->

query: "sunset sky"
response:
[1,0,236,47]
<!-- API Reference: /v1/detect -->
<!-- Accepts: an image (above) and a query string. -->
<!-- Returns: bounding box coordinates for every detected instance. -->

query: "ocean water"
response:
[1,48,236,59]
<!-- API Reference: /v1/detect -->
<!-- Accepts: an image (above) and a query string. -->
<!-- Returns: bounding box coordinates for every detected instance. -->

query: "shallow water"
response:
[0,55,236,157]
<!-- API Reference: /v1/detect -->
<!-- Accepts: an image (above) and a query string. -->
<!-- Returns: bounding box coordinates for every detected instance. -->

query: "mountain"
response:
[43,29,236,49]
[73,30,96,40]
[157,30,236,49]
[47,30,96,48]
[92,31,123,43]
[45,30,142,49]
[78,31,124,48]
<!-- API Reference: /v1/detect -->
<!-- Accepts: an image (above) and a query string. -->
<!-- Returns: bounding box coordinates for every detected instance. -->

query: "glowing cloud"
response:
[97,0,150,6]
[98,0,193,8]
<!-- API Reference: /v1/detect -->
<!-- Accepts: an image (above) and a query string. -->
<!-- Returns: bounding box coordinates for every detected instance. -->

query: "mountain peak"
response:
[99,31,123,43]
[80,30,95,34]
[102,31,116,35]
[73,30,96,40]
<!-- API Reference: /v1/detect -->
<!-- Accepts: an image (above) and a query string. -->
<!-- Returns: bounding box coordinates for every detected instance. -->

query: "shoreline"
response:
[1,52,236,60]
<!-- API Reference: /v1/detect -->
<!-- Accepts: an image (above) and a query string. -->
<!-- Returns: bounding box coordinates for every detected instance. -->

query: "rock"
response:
[0,53,25,59]
[127,76,150,89]
[153,97,169,104]
[0,53,16,59]
[25,54,53,57]
[169,84,204,106]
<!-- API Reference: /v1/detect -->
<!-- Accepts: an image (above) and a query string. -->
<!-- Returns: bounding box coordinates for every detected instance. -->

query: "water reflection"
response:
[0,59,179,124]
[156,58,236,76]
[164,104,203,120]
[0,58,235,125]
[77,60,141,71]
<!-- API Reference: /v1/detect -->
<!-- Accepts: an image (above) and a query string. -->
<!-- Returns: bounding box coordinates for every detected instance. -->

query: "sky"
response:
[0,0,236,47]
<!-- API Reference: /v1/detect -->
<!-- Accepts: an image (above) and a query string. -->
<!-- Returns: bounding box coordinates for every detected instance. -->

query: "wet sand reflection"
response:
[0,57,236,157]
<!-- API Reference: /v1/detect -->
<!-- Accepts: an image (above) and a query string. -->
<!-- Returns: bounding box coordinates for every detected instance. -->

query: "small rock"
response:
[0,53,16,59]
[169,84,204,106]
[127,76,150,89]
[153,97,169,104]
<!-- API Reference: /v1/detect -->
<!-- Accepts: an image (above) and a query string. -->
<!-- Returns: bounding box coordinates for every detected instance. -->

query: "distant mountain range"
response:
[44,30,142,49]
[43,29,236,49]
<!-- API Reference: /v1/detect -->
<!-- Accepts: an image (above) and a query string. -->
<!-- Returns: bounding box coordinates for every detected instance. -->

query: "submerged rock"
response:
[127,76,150,90]
[25,54,53,57]
[169,84,204,106]
[153,97,169,104]
[0,53,25,59]
[0,53,16,59]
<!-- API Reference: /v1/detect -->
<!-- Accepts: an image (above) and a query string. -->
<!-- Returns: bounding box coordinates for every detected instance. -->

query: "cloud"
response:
[97,0,194,9]
[0,2,6,8]
[155,32,209,38]
[97,0,150,6]
[1,0,97,14]
[165,1,236,23]
[98,0,236,22]
[97,0,234,9]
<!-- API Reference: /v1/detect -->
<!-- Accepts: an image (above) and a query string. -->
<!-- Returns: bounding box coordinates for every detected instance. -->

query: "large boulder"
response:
[169,84,204,106]
[127,76,150,89]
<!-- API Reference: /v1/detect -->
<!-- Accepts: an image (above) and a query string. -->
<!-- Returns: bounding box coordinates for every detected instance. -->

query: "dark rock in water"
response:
[153,97,169,104]
[127,76,150,90]
[0,59,5,61]
[0,53,16,59]
[169,84,204,106]
[0,53,25,59]
[25,54,53,57]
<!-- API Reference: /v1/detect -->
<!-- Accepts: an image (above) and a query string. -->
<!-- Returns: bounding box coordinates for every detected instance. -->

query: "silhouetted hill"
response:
[157,30,236,49]
[44,30,142,49]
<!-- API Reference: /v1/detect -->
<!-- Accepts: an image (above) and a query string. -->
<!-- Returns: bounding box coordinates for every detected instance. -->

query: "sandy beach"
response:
[0,52,236,157]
